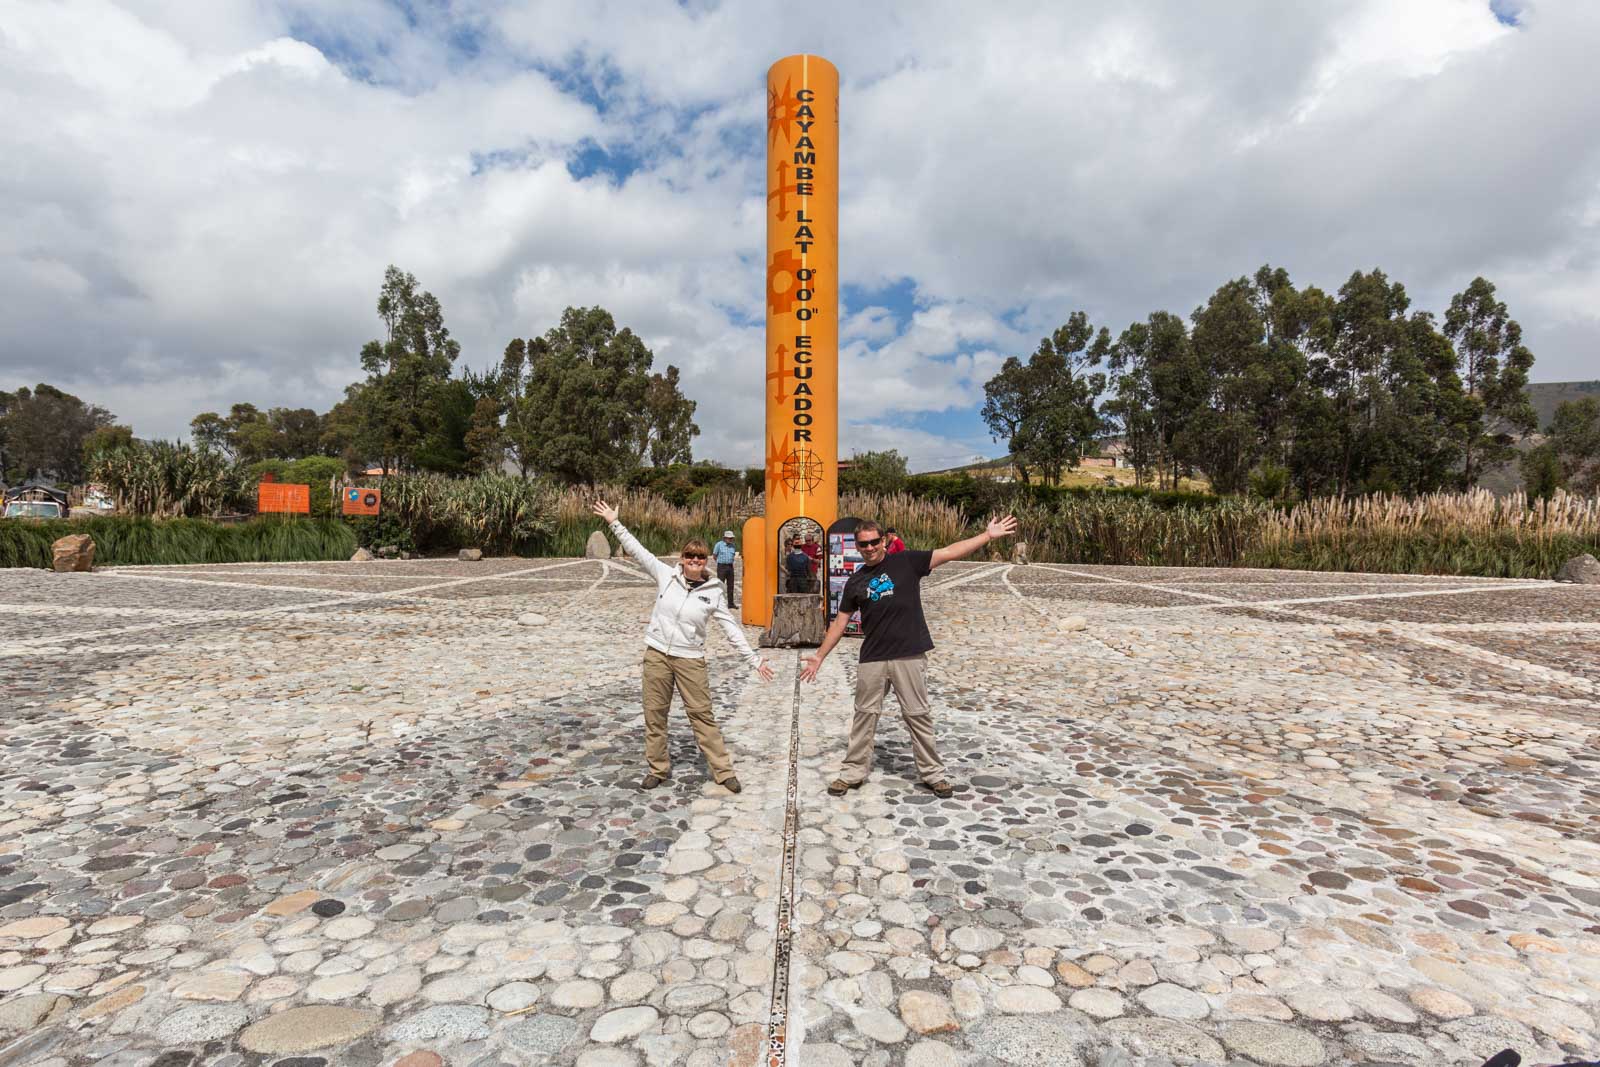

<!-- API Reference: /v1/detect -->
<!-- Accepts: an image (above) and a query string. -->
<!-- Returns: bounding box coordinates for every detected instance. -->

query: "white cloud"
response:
[1,0,1597,478]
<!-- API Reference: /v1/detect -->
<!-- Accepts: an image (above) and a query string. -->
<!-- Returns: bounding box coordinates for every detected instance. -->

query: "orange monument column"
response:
[746,54,839,628]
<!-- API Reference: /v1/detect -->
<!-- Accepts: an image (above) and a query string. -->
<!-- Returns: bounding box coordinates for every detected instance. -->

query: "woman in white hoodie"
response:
[593,499,774,793]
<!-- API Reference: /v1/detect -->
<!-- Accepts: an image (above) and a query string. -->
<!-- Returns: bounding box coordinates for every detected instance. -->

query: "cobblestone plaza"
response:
[2,557,1598,1066]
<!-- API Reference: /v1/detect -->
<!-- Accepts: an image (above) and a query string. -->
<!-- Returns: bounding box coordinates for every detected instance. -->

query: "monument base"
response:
[760,593,825,648]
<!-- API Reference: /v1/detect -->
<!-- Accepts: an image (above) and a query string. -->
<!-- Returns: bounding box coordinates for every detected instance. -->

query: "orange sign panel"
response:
[342,486,381,516]
[758,53,838,628]
[257,482,310,514]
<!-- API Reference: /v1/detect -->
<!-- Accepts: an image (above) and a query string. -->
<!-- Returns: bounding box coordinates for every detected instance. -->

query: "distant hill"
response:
[1529,380,1600,431]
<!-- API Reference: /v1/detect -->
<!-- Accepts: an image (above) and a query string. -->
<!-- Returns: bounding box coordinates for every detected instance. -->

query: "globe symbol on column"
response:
[782,447,824,494]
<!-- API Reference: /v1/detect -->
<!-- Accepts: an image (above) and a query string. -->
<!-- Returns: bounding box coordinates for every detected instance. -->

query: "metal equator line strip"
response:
[760,656,804,1067]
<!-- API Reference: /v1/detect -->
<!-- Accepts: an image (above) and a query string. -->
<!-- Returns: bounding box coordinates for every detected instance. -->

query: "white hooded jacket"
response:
[611,520,762,670]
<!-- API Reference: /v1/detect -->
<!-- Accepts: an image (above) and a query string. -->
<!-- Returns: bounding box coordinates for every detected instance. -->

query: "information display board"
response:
[825,517,864,637]
[342,486,381,516]
[257,482,310,515]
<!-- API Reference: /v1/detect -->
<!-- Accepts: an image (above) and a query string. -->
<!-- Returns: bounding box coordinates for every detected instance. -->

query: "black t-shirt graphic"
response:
[838,549,934,663]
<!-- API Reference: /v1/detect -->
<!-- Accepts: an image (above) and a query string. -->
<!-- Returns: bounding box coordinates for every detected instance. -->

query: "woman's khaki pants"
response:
[642,647,736,782]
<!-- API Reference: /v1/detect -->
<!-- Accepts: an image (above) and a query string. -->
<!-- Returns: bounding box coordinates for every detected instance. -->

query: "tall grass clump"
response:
[552,486,759,556]
[840,492,967,549]
[1,516,356,567]
[89,441,253,516]
[376,473,558,555]
[1252,489,1600,578]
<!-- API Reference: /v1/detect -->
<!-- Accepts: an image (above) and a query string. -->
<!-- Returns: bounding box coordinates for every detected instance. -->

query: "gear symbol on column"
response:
[767,249,802,316]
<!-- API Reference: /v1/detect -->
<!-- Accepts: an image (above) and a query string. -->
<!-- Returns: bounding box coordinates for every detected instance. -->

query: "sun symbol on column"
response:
[782,448,824,495]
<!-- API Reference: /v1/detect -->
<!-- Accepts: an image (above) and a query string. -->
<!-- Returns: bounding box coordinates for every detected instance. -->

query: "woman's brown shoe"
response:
[923,780,955,798]
[827,778,862,796]
[721,777,742,794]
[639,774,671,790]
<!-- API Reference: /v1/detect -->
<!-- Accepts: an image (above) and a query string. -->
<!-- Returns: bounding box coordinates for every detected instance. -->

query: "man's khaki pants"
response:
[838,654,945,785]
[642,647,736,783]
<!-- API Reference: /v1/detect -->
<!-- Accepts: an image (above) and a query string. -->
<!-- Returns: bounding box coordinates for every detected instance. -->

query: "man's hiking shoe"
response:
[639,774,671,790]
[923,780,955,799]
[721,777,742,794]
[827,778,862,797]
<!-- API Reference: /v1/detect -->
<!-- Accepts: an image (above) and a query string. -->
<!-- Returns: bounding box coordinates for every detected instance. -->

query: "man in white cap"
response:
[713,530,740,608]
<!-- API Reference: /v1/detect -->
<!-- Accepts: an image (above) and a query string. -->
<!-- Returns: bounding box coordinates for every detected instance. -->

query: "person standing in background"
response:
[885,528,906,554]
[801,533,822,578]
[713,530,739,608]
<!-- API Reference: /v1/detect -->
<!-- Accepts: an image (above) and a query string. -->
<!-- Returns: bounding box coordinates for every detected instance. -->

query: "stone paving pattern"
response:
[2,556,1598,1066]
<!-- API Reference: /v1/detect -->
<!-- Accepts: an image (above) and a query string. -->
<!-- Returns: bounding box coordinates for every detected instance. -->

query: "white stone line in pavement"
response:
[1425,621,1600,633]
[1032,564,1238,603]
[0,604,229,617]
[92,566,639,582]
[1001,565,1136,661]
[1119,582,1565,615]
[1021,563,1600,697]
[7,558,594,649]
[926,562,1010,593]
[760,653,803,1067]
[1374,627,1600,697]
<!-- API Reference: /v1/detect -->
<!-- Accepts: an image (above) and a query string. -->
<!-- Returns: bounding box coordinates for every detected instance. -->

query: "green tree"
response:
[841,449,909,495]
[1185,278,1272,494]
[981,312,1107,485]
[638,365,698,467]
[189,412,229,454]
[1327,269,1410,494]
[498,338,548,478]
[513,306,665,485]
[81,424,135,469]
[1101,320,1161,486]
[980,358,1035,484]
[1520,443,1563,500]
[1547,397,1600,494]
[464,394,506,473]
[1444,277,1536,488]
[411,378,475,474]
[227,403,276,465]
[355,265,461,473]
[268,407,325,459]
[0,383,116,483]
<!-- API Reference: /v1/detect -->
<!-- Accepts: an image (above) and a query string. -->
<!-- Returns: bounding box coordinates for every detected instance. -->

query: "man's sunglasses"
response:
[682,553,707,561]
[855,536,883,549]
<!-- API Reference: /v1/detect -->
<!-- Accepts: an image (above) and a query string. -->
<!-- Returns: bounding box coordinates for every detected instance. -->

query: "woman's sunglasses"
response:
[682,553,707,561]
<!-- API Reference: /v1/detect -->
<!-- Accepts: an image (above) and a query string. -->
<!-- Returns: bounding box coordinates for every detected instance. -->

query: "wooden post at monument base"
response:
[761,593,827,648]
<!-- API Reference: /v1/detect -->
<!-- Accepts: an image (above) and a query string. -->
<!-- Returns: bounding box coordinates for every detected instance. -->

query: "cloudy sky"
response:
[3,0,1597,471]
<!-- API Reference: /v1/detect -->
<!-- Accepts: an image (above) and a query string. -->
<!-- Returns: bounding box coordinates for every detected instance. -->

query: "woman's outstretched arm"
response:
[592,499,670,582]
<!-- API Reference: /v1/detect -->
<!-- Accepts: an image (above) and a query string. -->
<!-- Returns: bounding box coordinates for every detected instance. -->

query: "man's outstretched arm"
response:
[930,514,1018,570]
[799,610,853,682]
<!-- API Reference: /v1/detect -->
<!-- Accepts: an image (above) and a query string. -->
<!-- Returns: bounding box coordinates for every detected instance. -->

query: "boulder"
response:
[459,548,483,562]
[376,545,399,558]
[1058,615,1088,632]
[614,544,628,559]
[1555,554,1600,584]
[1012,541,1029,565]
[51,534,95,572]
[518,613,549,627]
[585,530,610,559]
[350,548,374,562]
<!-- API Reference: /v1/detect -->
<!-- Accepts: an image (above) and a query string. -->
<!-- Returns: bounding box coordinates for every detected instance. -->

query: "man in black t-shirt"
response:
[800,514,1017,798]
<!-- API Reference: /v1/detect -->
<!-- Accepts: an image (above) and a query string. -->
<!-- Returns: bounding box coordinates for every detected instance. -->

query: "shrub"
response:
[285,456,350,518]
[1,515,355,567]
[377,473,558,554]
[90,441,252,516]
